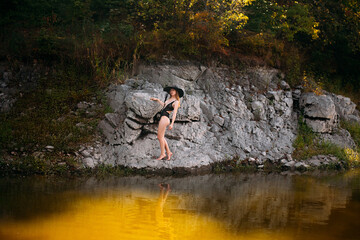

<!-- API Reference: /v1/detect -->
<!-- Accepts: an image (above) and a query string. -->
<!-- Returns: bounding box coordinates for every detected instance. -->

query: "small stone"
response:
[294,162,303,168]
[261,151,266,156]
[33,151,45,159]
[210,124,221,133]
[280,159,288,164]
[285,161,295,167]
[58,162,66,166]
[81,150,92,158]
[258,165,264,169]
[45,146,54,152]
[280,81,290,90]
[214,115,225,126]
[86,111,97,117]
[267,91,280,101]
[244,146,251,153]
[83,157,95,168]
[308,159,321,167]
[294,162,309,169]
[248,157,256,162]
[77,101,89,110]
[76,122,86,128]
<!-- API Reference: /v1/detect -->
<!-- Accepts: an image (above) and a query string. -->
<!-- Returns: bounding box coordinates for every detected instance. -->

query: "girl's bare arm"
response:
[150,97,164,107]
[168,101,179,130]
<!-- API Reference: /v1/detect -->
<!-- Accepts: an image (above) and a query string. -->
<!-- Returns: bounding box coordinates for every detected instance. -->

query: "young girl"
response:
[150,86,184,160]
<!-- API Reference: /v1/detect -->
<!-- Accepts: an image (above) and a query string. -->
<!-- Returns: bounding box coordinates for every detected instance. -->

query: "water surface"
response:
[1,170,359,240]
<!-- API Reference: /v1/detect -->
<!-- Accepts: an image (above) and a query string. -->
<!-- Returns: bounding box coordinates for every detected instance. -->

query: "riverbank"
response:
[1,154,358,178]
[1,61,360,177]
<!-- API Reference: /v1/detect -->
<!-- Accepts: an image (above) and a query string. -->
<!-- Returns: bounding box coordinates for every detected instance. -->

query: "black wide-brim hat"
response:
[163,86,184,98]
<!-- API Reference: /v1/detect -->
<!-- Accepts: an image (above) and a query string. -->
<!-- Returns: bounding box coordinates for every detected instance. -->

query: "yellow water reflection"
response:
[1,171,359,240]
[1,186,293,240]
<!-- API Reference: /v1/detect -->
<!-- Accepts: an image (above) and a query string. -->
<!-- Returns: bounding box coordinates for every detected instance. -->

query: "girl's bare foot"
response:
[167,152,173,160]
[156,154,166,160]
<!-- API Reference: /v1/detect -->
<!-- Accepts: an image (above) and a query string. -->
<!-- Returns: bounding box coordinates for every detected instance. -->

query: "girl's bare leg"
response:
[156,117,170,160]
[164,139,173,160]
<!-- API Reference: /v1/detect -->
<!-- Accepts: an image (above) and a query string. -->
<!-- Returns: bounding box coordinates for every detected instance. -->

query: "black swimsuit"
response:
[160,101,175,118]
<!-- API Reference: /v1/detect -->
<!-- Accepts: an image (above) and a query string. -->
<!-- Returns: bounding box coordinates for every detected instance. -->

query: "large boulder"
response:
[300,93,338,133]
[125,90,164,119]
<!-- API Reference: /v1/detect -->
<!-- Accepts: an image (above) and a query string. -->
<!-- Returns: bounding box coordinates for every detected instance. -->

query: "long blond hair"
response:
[175,91,180,107]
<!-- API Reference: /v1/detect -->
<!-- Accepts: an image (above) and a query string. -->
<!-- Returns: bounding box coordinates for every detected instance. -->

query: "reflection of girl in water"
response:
[150,86,184,160]
[155,183,174,239]
[158,183,170,205]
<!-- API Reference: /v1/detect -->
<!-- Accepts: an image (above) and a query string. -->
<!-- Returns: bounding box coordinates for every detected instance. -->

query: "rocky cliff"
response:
[78,61,359,171]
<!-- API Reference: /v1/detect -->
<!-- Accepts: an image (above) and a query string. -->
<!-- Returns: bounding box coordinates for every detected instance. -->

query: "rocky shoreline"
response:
[1,60,359,176]
[75,61,359,173]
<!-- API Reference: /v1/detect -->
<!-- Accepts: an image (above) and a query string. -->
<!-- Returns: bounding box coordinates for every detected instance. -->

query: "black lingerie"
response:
[160,101,175,118]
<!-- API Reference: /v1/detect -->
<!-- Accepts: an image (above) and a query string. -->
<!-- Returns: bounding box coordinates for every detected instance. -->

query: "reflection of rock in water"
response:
[289,176,350,227]
[175,174,351,230]
[83,173,353,231]
[1,172,355,233]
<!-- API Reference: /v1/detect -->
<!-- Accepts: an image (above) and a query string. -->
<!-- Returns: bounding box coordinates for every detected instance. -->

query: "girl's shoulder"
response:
[172,100,180,106]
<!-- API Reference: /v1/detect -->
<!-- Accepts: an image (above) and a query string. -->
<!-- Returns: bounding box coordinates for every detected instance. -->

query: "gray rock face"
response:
[85,61,357,171]
[304,155,340,168]
[94,62,298,169]
[328,93,360,123]
[300,93,338,133]
[176,95,201,122]
[321,128,356,149]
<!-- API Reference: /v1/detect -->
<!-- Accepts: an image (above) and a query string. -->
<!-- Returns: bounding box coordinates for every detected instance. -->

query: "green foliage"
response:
[293,116,316,151]
[341,121,360,148]
[305,0,360,89]
[0,65,107,154]
[293,116,347,162]
[0,122,13,149]
[244,1,319,41]
[242,0,360,90]
[279,3,319,41]
[212,158,257,173]
[1,0,359,91]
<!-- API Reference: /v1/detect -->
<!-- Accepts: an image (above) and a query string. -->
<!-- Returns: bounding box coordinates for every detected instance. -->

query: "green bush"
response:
[293,116,347,161]
[341,121,360,148]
